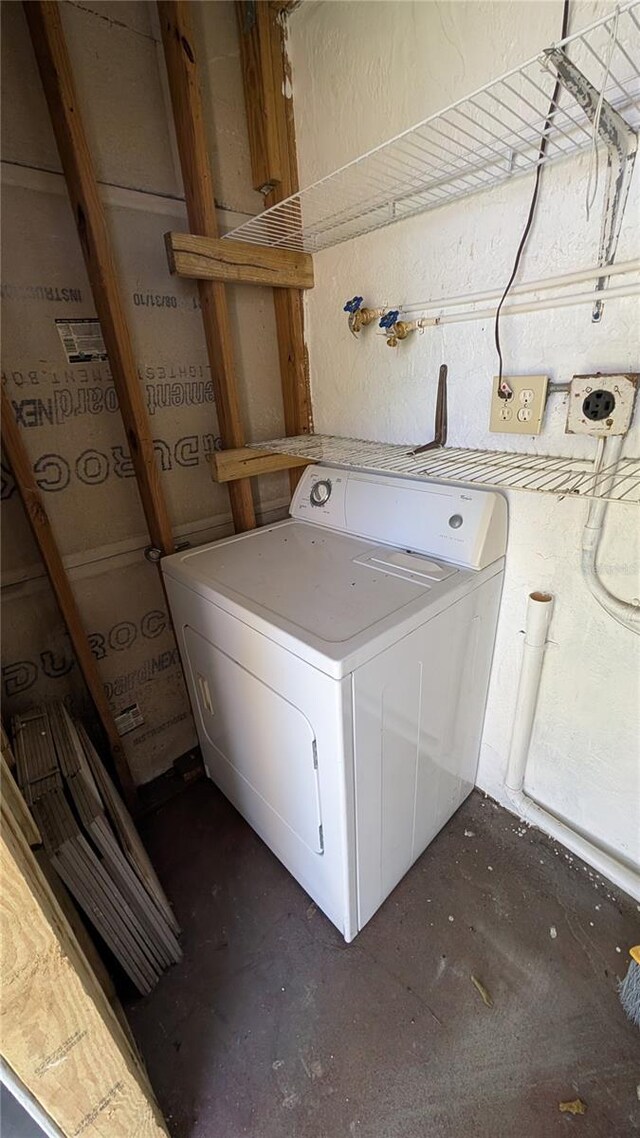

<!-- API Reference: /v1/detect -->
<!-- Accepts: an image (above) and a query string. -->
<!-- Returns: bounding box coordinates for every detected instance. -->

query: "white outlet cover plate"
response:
[489,375,549,435]
[565,373,638,437]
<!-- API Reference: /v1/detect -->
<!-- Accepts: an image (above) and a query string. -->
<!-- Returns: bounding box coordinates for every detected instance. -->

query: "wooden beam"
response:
[236,2,312,494]
[236,0,282,193]
[23,1,174,558]
[210,446,311,483]
[1,792,169,1138]
[165,232,314,289]
[1,752,40,849]
[269,1,303,13]
[157,0,256,534]
[1,388,137,808]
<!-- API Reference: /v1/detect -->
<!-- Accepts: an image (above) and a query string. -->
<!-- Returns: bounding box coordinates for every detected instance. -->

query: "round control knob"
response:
[448,513,463,529]
[310,478,332,507]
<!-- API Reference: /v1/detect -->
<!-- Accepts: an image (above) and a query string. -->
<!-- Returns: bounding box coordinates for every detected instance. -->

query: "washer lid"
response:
[165,521,453,643]
[162,520,503,676]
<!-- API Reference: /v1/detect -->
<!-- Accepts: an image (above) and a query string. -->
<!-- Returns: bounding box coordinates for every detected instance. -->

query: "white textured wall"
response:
[288,1,640,869]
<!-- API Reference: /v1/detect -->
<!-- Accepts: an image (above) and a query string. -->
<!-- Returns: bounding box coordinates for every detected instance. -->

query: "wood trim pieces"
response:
[157,0,256,533]
[165,232,314,289]
[0,796,169,1138]
[0,388,137,807]
[210,446,312,483]
[23,1,174,557]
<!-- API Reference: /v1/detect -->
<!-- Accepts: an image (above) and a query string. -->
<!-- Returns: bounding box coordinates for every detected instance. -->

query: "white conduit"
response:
[413,283,640,328]
[582,435,640,633]
[505,592,640,901]
[396,258,640,315]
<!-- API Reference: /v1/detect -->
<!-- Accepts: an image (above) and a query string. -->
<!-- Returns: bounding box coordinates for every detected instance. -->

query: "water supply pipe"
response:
[396,258,640,315]
[410,283,640,330]
[505,591,640,901]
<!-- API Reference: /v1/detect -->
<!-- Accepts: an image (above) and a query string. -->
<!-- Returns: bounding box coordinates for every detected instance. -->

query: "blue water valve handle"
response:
[379,310,400,329]
[343,296,363,314]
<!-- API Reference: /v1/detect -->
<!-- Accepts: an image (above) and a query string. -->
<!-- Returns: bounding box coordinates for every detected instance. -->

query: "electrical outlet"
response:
[565,373,638,436]
[489,375,549,435]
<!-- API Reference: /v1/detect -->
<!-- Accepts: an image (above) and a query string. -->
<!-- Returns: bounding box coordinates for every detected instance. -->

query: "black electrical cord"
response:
[495,0,570,397]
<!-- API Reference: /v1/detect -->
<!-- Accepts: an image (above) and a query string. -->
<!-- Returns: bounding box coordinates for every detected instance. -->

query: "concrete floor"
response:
[126,782,640,1138]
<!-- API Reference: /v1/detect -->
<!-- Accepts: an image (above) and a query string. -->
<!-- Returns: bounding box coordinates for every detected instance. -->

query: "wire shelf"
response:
[252,434,640,503]
[226,3,640,252]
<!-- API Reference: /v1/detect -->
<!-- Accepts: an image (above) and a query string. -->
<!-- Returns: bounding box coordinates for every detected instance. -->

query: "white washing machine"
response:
[162,465,507,942]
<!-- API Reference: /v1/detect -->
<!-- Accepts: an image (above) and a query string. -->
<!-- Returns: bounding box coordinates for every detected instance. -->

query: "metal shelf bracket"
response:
[545,46,639,322]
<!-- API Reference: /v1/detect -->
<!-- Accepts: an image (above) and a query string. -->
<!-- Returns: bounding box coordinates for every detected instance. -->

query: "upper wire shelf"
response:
[225,3,640,253]
[252,434,640,503]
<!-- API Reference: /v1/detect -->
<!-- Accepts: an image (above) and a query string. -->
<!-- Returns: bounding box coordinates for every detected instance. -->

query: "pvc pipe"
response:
[507,787,640,901]
[505,590,640,902]
[415,283,640,328]
[581,436,640,633]
[505,592,554,793]
[397,258,640,314]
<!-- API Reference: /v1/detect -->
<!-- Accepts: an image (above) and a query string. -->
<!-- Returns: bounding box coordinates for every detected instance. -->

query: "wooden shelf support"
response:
[1,388,137,808]
[210,446,312,484]
[165,232,314,289]
[158,0,256,533]
[23,0,175,558]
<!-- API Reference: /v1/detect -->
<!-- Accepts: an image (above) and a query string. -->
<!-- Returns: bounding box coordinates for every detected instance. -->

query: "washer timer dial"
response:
[310,478,332,507]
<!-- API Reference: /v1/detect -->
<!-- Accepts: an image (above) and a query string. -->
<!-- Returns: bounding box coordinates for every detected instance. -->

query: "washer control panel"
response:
[310,478,333,507]
[292,469,347,525]
[290,465,507,569]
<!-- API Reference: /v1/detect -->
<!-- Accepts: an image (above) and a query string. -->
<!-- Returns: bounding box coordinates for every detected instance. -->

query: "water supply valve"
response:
[379,310,421,348]
[344,296,385,336]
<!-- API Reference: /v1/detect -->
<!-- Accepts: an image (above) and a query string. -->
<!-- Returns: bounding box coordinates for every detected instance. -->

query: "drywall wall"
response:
[1,1,289,783]
[287,1,640,870]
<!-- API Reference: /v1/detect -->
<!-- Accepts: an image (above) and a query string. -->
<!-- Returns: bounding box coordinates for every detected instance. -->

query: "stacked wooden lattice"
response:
[12,704,181,994]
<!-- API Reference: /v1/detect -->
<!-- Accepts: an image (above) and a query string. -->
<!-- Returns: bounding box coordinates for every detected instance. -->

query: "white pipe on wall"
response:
[505,591,640,902]
[581,435,640,633]
[415,283,640,329]
[397,258,640,315]
[505,592,555,794]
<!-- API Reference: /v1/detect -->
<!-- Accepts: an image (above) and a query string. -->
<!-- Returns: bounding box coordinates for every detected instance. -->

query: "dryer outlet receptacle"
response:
[565,373,638,437]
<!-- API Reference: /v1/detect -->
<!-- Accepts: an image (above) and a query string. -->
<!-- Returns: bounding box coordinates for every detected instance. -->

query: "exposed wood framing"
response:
[269,1,303,13]
[23,1,175,557]
[165,232,314,289]
[210,445,311,483]
[236,1,312,494]
[1,388,137,807]
[0,790,169,1138]
[237,0,282,193]
[158,0,256,533]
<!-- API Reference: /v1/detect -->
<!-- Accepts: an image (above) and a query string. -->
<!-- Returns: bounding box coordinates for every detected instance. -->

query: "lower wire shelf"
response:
[251,434,640,504]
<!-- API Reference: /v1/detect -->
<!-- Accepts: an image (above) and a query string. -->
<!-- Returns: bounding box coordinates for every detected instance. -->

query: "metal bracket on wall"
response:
[145,540,190,563]
[545,47,638,323]
[409,364,448,456]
